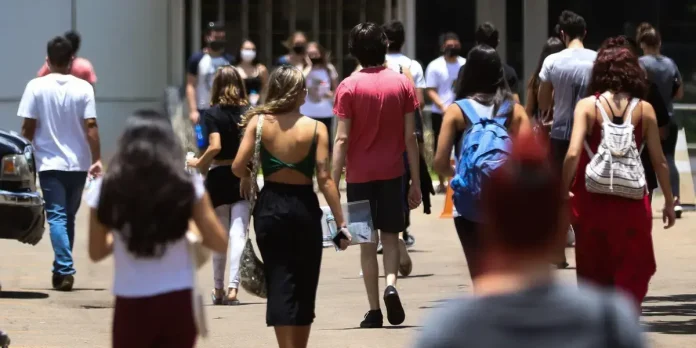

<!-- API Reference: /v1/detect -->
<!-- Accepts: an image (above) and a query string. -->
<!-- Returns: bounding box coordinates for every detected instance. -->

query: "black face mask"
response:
[444,47,461,57]
[309,57,323,65]
[209,40,226,52]
[293,44,306,54]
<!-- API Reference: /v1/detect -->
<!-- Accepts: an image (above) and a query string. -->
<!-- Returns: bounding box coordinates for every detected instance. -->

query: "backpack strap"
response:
[454,99,480,125]
[492,100,513,127]
[623,98,640,126]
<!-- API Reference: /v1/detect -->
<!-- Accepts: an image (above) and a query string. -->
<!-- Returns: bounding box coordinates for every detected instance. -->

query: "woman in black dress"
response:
[187,66,251,305]
[233,66,349,348]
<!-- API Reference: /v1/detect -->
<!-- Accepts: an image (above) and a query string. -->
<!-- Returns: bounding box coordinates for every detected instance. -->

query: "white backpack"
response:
[584,97,647,200]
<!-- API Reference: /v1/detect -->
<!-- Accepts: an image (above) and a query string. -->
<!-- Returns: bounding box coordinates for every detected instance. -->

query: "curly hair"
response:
[97,110,195,258]
[588,36,647,99]
[210,66,249,107]
[240,65,306,126]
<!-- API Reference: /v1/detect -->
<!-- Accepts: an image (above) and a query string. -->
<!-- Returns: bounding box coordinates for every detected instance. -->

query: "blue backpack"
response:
[450,99,513,222]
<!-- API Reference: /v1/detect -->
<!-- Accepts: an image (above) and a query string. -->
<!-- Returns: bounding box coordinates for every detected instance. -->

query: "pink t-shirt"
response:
[333,66,419,183]
[37,57,97,84]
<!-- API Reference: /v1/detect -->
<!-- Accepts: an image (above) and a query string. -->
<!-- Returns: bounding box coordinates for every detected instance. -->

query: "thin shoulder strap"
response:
[594,96,612,124]
[600,95,620,118]
[623,98,640,126]
[312,120,319,144]
[454,99,480,124]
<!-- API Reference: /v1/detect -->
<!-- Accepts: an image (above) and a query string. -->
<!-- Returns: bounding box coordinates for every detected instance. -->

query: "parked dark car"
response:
[0,130,45,245]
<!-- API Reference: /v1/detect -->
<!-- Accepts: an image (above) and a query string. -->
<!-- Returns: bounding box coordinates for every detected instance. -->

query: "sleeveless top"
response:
[571,98,649,223]
[261,121,317,178]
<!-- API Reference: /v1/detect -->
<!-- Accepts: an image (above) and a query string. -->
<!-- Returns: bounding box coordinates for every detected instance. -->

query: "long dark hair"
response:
[454,45,513,116]
[97,110,195,258]
[527,37,565,91]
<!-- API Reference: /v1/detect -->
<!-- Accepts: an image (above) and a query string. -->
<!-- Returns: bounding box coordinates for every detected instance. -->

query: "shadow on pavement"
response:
[0,290,49,299]
[321,325,421,331]
[642,294,696,335]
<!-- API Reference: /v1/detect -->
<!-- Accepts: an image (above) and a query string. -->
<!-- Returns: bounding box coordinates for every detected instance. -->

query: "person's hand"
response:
[408,185,422,209]
[240,176,253,201]
[338,226,352,250]
[189,110,200,124]
[89,160,103,178]
[663,203,676,229]
[186,158,199,168]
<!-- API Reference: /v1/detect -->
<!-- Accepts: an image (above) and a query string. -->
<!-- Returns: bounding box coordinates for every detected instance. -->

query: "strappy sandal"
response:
[211,289,224,305]
[224,289,241,306]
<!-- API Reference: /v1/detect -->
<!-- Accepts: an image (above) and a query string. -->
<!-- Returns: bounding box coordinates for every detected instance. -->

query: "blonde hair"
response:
[209,66,249,107]
[636,22,661,48]
[284,31,307,49]
[241,66,306,126]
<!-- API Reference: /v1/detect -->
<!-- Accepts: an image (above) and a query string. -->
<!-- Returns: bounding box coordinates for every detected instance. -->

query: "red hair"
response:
[588,36,648,99]
[481,134,565,252]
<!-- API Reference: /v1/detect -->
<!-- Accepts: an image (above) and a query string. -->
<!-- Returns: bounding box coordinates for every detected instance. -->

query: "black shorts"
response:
[431,112,444,154]
[346,176,405,233]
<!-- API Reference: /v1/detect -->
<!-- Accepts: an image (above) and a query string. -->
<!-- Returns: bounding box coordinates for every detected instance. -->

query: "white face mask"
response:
[241,49,256,62]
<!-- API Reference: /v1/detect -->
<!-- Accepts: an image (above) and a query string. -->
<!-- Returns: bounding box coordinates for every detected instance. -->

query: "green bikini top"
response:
[260,121,317,179]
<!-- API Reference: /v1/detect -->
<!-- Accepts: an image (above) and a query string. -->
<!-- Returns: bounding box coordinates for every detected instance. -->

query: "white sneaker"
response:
[675,205,683,219]
[404,234,416,249]
[376,242,383,254]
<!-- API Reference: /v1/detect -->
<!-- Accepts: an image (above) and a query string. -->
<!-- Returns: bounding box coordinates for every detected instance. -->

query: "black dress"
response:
[202,105,247,207]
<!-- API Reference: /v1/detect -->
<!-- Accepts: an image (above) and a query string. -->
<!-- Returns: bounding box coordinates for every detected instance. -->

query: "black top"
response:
[244,76,263,94]
[203,104,247,160]
[503,63,519,95]
[641,82,671,191]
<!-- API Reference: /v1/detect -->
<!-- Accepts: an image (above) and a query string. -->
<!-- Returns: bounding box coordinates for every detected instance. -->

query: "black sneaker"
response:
[52,274,74,291]
[360,309,383,328]
[0,330,10,348]
[383,285,405,325]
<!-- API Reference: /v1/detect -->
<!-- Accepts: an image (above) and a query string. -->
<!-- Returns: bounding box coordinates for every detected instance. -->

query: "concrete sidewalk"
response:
[1,194,695,347]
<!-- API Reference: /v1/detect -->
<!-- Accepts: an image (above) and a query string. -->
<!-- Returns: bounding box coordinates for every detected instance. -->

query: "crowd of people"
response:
[4,8,687,348]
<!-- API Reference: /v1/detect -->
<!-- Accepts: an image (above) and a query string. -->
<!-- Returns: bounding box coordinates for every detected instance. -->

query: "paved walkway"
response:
[1,194,695,347]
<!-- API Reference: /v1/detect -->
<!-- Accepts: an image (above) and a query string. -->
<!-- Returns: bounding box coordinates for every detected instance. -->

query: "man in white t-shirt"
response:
[425,32,466,192]
[18,36,102,291]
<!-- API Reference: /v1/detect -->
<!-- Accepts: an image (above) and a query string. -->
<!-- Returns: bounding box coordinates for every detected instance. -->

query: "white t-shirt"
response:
[17,73,96,172]
[300,65,338,118]
[539,48,597,140]
[385,53,426,89]
[85,174,206,298]
[425,56,467,114]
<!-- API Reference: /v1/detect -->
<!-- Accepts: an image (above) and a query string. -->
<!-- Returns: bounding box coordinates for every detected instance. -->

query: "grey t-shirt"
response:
[415,282,645,348]
[539,48,597,140]
[639,55,681,117]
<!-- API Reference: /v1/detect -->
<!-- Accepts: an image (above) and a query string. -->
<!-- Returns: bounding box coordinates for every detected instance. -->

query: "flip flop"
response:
[211,290,223,305]
[224,298,241,306]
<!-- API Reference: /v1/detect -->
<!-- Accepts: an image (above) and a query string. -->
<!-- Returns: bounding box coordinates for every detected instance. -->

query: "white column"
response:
[170,0,185,86]
[476,0,506,63]
[191,0,201,51]
[523,0,548,98]
[405,0,415,59]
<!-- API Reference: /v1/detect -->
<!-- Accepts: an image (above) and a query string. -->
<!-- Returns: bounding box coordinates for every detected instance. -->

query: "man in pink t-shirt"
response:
[332,22,421,329]
[37,31,97,85]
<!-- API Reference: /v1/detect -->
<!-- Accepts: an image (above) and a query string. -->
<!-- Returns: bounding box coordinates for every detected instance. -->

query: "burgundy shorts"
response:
[113,289,197,348]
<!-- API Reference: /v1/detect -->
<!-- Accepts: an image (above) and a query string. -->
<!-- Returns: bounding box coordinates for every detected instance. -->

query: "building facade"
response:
[0,0,694,157]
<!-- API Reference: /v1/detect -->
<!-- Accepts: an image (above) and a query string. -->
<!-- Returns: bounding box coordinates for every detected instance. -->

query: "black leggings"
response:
[453,217,482,280]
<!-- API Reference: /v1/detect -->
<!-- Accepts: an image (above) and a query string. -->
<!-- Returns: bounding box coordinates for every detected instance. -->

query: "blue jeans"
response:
[39,170,88,276]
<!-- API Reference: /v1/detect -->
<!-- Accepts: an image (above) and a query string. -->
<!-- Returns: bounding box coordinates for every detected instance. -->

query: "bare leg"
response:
[381,232,400,287]
[361,238,380,310]
[274,326,311,348]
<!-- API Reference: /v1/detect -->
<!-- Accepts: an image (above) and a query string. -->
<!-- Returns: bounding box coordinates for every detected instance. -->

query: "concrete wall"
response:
[0,0,184,159]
